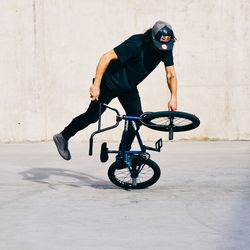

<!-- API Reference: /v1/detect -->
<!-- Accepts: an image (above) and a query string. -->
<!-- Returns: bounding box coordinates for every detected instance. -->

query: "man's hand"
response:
[168,96,177,111]
[89,85,100,101]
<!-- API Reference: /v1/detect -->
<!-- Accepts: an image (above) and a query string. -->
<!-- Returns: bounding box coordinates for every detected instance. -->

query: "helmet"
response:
[151,21,175,51]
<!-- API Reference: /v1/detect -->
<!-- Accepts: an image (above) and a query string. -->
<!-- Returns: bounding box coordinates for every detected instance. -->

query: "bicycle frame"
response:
[89,102,162,160]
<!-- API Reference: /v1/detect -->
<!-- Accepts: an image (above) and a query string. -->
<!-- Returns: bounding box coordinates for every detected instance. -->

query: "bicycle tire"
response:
[140,111,200,132]
[108,158,161,189]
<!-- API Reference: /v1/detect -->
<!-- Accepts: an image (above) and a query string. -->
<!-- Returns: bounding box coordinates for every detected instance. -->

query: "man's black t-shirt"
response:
[103,34,174,93]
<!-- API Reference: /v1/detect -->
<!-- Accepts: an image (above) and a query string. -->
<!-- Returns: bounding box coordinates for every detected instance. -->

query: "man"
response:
[53,20,177,160]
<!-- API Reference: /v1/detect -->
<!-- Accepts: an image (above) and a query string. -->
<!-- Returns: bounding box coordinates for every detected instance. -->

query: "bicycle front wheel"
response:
[140,111,200,132]
[108,159,161,189]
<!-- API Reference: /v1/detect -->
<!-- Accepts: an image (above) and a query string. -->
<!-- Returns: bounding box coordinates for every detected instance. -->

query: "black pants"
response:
[61,83,143,150]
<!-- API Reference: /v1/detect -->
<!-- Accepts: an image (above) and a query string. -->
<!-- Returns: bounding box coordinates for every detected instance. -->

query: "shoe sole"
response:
[53,135,71,160]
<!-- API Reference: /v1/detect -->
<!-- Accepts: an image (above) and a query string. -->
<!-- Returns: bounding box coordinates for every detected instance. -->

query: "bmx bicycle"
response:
[89,103,200,189]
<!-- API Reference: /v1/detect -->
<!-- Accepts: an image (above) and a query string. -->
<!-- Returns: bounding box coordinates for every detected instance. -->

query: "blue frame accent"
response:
[123,115,140,121]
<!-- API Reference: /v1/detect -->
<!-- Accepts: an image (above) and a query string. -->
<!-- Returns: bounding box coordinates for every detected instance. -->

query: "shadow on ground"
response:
[19,168,117,190]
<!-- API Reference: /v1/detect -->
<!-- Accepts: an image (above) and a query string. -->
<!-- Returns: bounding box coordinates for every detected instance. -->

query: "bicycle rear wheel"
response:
[140,111,200,132]
[108,158,161,189]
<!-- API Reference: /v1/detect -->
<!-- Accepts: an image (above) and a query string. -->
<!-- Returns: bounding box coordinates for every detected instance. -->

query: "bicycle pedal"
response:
[155,138,163,151]
[100,142,109,163]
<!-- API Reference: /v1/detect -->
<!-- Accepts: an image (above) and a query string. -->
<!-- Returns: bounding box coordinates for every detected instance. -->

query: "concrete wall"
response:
[0,0,249,142]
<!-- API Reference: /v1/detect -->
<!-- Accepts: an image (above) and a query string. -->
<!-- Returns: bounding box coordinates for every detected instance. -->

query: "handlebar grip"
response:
[89,137,93,156]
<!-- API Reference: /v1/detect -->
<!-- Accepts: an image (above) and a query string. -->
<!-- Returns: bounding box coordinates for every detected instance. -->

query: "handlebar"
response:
[89,102,121,156]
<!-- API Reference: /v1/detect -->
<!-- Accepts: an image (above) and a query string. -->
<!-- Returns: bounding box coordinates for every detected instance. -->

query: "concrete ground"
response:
[0,141,250,250]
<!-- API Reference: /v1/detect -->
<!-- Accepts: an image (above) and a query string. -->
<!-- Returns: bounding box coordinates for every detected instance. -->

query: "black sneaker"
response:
[53,133,71,160]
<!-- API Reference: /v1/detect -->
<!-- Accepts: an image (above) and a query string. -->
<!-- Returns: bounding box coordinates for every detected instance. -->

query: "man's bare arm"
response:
[165,65,177,111]
[90,50,118,101]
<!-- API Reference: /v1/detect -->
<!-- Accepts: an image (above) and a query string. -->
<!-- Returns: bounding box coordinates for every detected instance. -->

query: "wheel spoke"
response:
[173,118,192,126]
[150,117,193,127]
[151,117,170,126]
[114,165,154,185]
